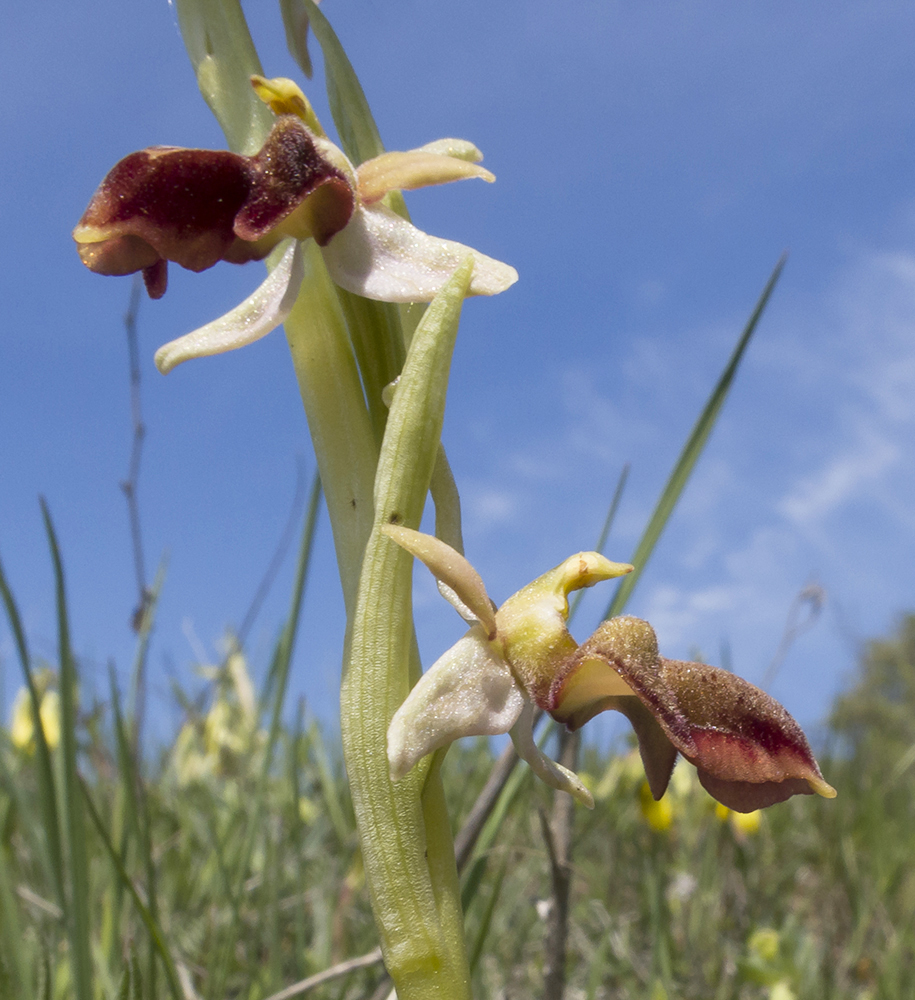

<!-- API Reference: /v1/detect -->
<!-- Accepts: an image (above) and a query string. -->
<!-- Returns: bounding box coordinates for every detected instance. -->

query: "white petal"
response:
[509,702,595,809]
[154,241,304,374]
[387,626,524,781]
[321,203,518,303]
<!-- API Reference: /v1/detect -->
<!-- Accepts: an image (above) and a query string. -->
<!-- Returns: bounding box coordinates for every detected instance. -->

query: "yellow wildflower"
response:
[9,684,61,753]
[640,779,674,832]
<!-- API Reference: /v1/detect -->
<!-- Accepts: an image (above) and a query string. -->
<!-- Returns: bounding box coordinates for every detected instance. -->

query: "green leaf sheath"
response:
[343,260,475,999]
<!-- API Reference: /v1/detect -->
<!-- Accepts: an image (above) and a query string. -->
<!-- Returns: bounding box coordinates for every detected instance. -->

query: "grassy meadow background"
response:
[2,513,913,998]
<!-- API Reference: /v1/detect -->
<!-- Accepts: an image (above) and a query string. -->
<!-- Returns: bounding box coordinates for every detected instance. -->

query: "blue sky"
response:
[3,1,915,743]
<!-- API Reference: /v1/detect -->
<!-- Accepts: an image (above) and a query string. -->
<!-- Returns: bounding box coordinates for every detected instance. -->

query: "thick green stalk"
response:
[283,242,379,613]
[343,260,475,999]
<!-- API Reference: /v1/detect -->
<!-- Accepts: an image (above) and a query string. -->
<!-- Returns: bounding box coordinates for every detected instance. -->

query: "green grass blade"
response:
[119,564,164,995]
[468,851,509,975]
[40,499,93,1000]
[39,951,51,1000]
[603,254,786,619]
[261,471,322,761]
[570,461,630,621]
[298,0,385,165]
[0,552,65,910]
[309,720,351,845]
[80,778,184,1000]
[209,473,322,999]
[110,664,161,998]
[458,743,534,915]
[0,821,30,997]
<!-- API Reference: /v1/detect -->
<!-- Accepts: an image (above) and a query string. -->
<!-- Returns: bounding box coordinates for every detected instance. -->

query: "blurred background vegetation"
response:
[2,517,912,1000]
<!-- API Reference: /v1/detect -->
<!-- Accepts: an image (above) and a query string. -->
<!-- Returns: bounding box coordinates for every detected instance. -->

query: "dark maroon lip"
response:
[74,116,354,300]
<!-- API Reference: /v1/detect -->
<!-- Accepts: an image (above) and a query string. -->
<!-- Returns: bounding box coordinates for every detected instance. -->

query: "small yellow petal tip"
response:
[556,552,633,594]
[251,75,325,137]
[809,776,837,799]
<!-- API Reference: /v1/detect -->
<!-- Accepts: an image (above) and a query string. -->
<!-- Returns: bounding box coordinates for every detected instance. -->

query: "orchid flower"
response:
[384,525,836,812]
[73,76,517,373]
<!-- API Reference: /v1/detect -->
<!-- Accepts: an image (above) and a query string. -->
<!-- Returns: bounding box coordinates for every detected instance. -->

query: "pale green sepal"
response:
[155,241,303,374]
[388,627,524,781]
[381,525,496,634]
[174,0,273,154]
[510,702,595,809]
[322,204,519,302]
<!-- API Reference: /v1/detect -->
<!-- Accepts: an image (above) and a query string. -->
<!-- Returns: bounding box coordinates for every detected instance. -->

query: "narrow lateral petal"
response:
[357,150,494,204]
[387,627,524,780]
[509,702,594,808]
[382,525,496,635]
[154,241,303,374]
[321,203,518,302]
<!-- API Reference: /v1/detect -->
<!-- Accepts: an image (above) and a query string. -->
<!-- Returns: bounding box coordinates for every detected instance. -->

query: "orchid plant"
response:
[73,2,834,997]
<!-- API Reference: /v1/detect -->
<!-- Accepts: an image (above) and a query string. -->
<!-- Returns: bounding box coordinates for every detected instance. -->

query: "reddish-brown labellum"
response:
[73,116,354,299]
[549,616,835,812]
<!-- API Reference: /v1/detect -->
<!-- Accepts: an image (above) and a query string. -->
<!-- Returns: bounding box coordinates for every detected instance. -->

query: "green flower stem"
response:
[336,289,407,444]
[343,260,475,999]
[283,241,379,614]
[177,0,382,613]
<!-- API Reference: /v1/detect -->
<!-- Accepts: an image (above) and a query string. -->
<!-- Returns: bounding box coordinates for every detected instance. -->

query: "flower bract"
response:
[383,526,836,812]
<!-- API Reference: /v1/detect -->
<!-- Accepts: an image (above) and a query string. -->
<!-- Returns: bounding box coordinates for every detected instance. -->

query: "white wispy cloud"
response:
[779,431,899,528]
